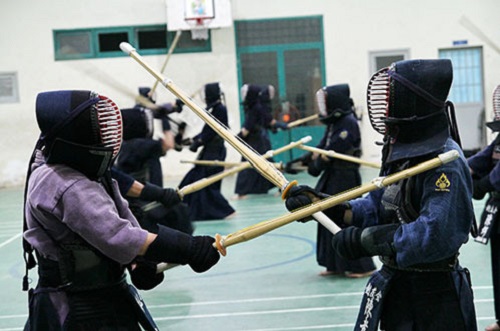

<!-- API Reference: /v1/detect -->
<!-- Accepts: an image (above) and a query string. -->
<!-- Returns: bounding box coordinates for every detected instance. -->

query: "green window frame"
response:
[54,25,211,61]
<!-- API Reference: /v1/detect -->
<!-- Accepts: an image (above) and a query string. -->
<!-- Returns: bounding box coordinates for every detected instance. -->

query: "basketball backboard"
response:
[166,0,233,31]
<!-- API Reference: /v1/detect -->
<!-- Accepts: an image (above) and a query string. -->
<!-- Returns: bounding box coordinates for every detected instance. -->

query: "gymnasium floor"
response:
[0,168,495,330]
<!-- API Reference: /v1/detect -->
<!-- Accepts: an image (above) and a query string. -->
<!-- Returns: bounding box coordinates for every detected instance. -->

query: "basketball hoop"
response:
[186,17,211,40]
[183,0,215,40]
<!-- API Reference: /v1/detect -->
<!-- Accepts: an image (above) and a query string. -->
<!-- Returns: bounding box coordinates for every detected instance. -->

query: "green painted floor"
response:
[0,168,495,330]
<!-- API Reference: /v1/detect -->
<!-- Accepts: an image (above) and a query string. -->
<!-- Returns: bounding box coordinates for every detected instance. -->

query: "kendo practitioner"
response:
[136,86,183,187]
[22,90,220,330]
[285,59,477,330]
[468,84,500,331]
[259,84,288,133]
[114,105,193,234]
[234,84,275,199]
[178,82,235,221]
[303,84,376,277]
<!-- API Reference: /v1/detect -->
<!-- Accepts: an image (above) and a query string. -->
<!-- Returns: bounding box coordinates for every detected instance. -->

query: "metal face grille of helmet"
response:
[368,59,455,163]
[494,85,500,121]
[95,95,122,158]
[259,85,275,103]
[367,67,391,135]
[315,87,327,118]
[240,84,249,103]
[241,84,261,107]
[487,84,500,132]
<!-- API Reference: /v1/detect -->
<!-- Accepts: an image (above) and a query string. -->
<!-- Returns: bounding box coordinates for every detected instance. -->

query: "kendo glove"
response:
[145,225,220,273]
[285,185,329,222]
[140,183,181,208]
[332,224,399,260]
[175,99,185,112]
[284,153,312,174]
[273,121,289,131]
[128,256,164,290]
[156,103,174,117]
[472,176,495,200]
[284,161,299,175]
[308,155,329,177]
[189,139,203,152]
[174,123,188,152]
[174,133,184,151]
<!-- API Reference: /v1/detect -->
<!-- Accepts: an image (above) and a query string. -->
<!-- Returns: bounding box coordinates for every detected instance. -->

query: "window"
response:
[235,16,326,162]
[235,16,325,122]
[54,25,211,61]
[439,47,483,103]
[0,72,20,104]
[439,46,485,151]
[55,30,93,60]
[369,49,410,74]
[138,29,167,50]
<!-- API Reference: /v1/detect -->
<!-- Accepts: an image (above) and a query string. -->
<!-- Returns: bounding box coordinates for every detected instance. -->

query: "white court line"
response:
[0,300,495,330]
[242,323,354,330]
[153,305,361,321]
[148,292,364,309]
[0,233,21,249]
[0,315,26,320]
[148,286,492,309]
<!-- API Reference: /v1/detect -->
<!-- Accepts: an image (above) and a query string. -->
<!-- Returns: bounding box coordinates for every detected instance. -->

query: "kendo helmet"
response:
[240,84,261,109]
[36,90,122,178]
[486,84,500,132]
[259,85,275,104]
[315,84,354,124]
[367,59,459,163]
[120,107,154,140]
[138,86,156,104]
[203,82,222,107]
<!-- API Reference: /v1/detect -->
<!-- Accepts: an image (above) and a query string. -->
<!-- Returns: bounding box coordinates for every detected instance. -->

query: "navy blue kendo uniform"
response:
[285,60,477,331]
[309,84,376,276]
[178,83,235,220]
[468,85,500,330]
[138,87,172,187]
[115,105,193,235]
[235,84,275,196]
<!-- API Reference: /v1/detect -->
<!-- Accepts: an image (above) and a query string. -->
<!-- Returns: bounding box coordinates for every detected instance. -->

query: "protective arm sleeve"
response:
[140,183,181,207]
[307,155,329,177]
[332,224,399,260]
[284,152,312,174]
[144,225,220,273]
[472,175,495,200]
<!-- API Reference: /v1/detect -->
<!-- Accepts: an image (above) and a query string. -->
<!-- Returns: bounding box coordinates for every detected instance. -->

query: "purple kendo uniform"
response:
[179,82,235,220]
[25,151,150,327]
[22,90,219,331]
[285,60,477,331]
[26,151,147,266]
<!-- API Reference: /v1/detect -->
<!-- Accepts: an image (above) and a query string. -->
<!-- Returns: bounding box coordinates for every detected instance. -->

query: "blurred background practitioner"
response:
[179,82,235,221]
